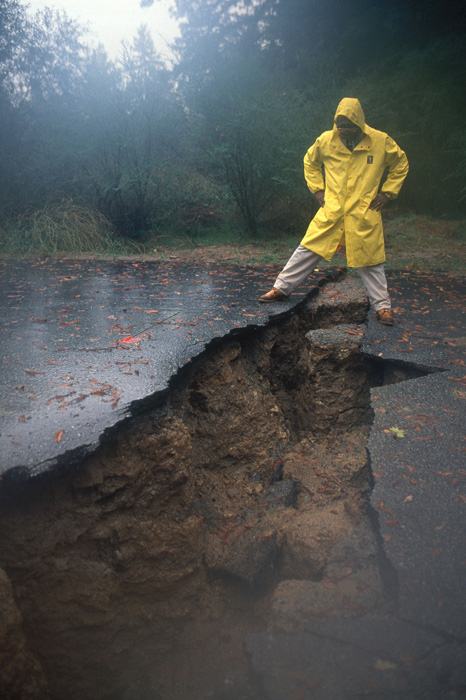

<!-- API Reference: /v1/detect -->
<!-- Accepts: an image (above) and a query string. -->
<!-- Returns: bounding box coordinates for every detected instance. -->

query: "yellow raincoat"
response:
[301,98,409,267]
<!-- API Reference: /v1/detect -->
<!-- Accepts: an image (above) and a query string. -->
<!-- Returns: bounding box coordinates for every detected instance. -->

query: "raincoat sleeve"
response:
[381,136,409,198]
[304,138,325,193]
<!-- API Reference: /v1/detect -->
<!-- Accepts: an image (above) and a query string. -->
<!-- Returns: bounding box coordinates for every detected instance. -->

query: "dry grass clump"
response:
[0,200,138,256]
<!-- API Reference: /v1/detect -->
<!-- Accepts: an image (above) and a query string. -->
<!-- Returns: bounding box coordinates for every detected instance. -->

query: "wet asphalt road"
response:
[364,271,466,640]
[0,258,331,477]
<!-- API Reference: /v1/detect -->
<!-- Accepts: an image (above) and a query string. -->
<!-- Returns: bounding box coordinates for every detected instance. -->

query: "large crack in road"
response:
[0,274,463,700]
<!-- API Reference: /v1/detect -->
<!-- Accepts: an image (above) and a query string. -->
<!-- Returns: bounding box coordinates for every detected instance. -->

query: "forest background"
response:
[1,0,465,270]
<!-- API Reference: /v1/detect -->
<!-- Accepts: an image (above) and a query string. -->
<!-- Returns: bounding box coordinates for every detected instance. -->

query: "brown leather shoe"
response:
[259,288,288,303]
[376,308,394,326]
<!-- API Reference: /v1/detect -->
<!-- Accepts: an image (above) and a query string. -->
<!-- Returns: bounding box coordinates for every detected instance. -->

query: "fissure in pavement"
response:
[0,295,431,700]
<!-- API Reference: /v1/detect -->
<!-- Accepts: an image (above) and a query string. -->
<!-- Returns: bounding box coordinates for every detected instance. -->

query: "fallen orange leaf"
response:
[54,430,63,443]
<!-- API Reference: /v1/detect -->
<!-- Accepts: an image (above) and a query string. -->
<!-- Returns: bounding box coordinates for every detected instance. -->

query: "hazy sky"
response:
[25,0,180,61]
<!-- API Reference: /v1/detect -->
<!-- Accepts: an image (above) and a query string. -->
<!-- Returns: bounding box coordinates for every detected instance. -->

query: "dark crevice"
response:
[366,472,400,603]
[367,355,441,388]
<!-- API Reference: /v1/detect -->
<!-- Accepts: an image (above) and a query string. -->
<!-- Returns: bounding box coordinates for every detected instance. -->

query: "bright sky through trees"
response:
[25,0,179,59]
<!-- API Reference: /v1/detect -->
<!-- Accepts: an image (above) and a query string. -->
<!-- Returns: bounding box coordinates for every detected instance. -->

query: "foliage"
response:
[71,28,189,239]
[186,53,329,235]
[0,2,92,213]
[171,0,264,88]
[0,0,466,248]
[342,36,466,217]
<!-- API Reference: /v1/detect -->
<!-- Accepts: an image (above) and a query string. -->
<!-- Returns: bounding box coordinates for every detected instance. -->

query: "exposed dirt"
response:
[0,279,396,700]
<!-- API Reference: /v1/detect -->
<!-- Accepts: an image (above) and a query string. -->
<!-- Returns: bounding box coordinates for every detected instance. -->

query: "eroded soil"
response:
[0,281,394,700]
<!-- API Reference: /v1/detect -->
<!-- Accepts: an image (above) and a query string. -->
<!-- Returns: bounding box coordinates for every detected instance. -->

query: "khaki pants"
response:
[274,245,391,311]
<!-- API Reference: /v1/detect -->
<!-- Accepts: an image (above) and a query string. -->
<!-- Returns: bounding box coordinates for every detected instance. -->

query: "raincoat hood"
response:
[334,98,366,132]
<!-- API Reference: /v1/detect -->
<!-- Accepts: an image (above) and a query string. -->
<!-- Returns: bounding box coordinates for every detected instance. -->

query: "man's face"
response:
[335,116,361,138]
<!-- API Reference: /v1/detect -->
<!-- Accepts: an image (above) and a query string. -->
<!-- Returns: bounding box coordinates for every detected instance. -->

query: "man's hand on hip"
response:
[314,190,325,207]
[369,193,390,211]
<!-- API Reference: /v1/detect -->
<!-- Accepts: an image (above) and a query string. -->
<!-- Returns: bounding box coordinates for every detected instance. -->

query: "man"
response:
[259,98,409,325]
